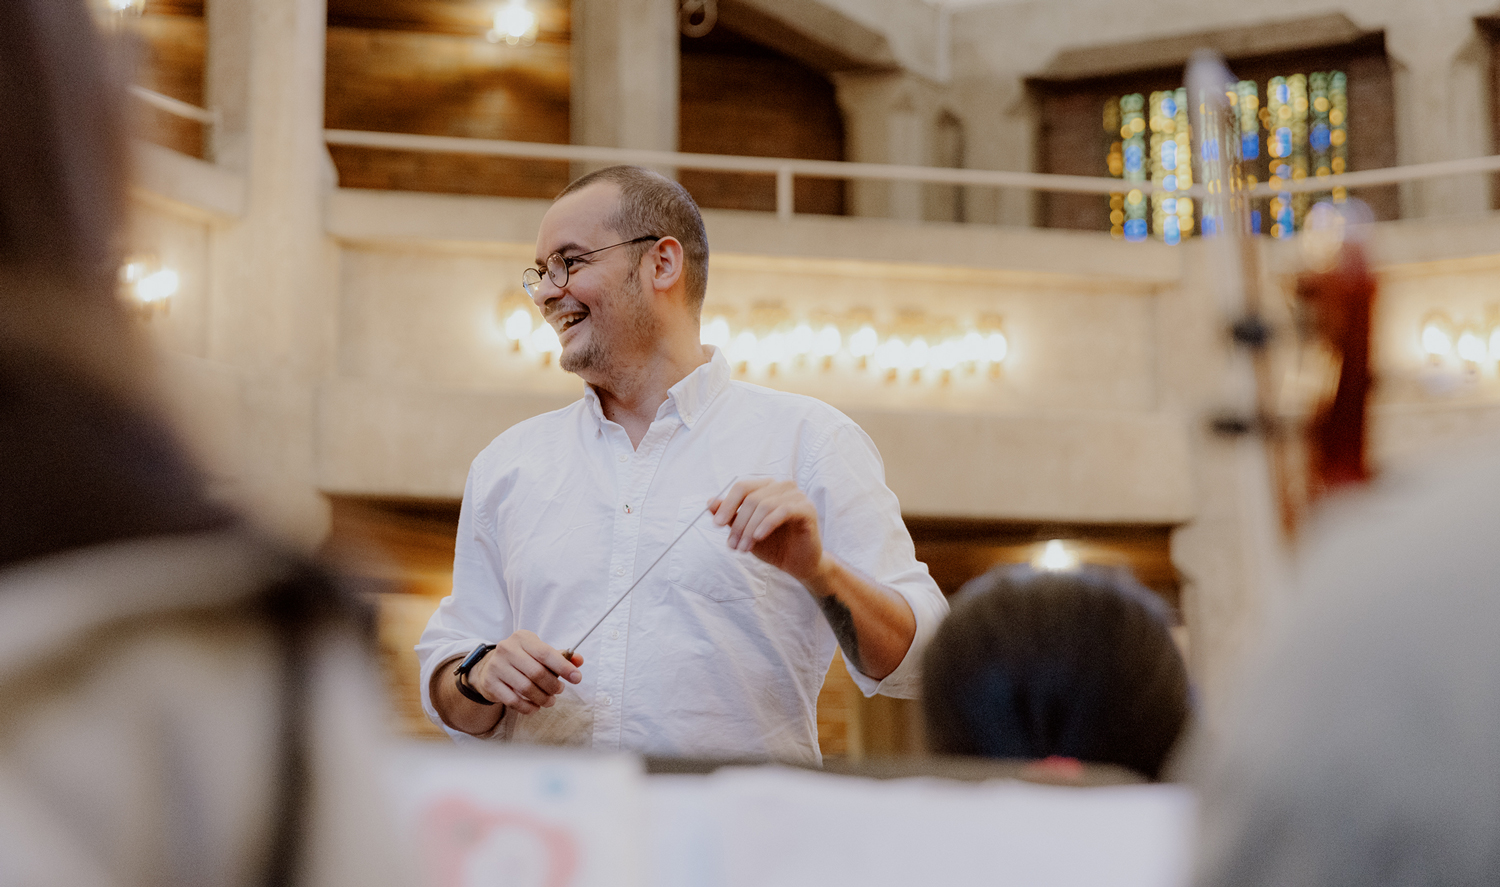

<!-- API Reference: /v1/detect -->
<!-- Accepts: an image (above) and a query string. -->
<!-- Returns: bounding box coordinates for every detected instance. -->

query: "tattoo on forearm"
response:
[817,595,863,674]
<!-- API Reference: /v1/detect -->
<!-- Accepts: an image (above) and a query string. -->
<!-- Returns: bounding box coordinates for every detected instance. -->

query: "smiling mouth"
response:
[552,310,588,335]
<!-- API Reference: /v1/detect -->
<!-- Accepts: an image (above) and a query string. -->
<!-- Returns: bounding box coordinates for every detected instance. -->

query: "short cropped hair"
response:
[556,166,709,310]
[921,565,1191,780]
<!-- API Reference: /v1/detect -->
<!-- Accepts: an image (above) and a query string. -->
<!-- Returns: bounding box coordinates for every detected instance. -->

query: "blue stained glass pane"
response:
[1202,217,1219,237]
[1311,124,1330,151]
[1204,138,1220,161]
[1275,83,1289,103]
[1164,216,1181,245]
[1124,219,1148,241]
[1250,209,1262,232]
[1163,197,1177,214]
[1241,132,1259,160]
[1275,129,1292,157]
[1162,95,1177,117]
[1163,174,1178,191]
[1162,141,1177,169]
[1125,144,1143,164]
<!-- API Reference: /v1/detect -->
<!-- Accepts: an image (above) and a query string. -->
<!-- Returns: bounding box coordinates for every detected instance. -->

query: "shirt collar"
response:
[665,346,730,430]
[581,346,730,433]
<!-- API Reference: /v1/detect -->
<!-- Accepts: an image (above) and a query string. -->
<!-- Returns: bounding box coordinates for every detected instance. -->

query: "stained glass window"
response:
[1105,71,1348,242]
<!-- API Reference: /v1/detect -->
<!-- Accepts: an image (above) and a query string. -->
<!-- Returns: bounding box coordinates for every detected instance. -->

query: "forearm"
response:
[429,654,506,736]
[801,554,917,680]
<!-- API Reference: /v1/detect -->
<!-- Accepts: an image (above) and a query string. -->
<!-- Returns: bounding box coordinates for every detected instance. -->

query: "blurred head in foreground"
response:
[1195,455,1500,887]
[0,0,232,566]
[0,6,407,885]
[921,565,1190,780]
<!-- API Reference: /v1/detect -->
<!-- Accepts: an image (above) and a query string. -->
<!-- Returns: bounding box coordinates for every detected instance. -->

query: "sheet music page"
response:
[647,766,1195,887]
[389,744,646,887]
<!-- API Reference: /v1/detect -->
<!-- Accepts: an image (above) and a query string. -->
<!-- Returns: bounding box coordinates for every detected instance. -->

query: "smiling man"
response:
[415,166,947,764]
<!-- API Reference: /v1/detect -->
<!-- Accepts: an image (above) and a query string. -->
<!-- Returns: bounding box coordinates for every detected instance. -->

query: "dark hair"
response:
[556,166,709,311]
[921,565,1191,780]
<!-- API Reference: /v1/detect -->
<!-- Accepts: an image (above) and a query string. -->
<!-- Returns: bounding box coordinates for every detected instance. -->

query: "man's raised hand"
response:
[471,629,584,715]
[708,478,826,583]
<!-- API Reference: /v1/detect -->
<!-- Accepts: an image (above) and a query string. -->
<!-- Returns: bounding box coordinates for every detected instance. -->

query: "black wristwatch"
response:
[453,642,497,705]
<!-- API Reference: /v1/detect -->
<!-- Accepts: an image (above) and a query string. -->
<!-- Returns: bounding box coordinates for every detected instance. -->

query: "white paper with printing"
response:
[390,744,645,887]
[646,767,1196,887]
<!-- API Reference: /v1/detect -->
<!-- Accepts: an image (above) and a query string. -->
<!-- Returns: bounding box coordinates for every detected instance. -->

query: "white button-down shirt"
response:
[417,347,947,764]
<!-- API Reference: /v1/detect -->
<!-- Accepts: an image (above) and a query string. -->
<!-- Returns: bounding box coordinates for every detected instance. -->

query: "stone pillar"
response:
[1158,239,1294,707]
[1387,16,1492,219]
[199,0,337,546]
[571,0,679,155]
[833,71,935,221]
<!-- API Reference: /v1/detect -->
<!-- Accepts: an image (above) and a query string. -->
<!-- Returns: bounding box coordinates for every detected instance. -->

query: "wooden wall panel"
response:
[680,29,846,215]
[325,22,570,199]
[130,8,206,159]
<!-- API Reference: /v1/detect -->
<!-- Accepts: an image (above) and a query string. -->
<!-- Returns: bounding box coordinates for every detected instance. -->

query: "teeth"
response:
[556,312,587,331]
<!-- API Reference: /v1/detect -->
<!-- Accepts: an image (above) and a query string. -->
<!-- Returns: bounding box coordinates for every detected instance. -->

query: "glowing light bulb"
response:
[488,0,537,45]
[907,337,930,370]
[530,324,560,355]
[873,337,906,372]
[1458,327,1487,364]
[814,324,842,357]
[789,322,815,358]
[985,331,1009,364]
[1033,539,1078,572]
[759,331,787,367]
[703,316,731,350]
[136,268,179,304]
[960,331,986,364]
[504,308,534,342]
[1422,322,1453,357]
[849,325,878,358]
[933,339,961,371]
[728,330,757,365]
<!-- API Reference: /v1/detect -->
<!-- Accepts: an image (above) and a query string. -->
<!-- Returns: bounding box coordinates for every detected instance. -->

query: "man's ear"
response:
[646,236,685,295]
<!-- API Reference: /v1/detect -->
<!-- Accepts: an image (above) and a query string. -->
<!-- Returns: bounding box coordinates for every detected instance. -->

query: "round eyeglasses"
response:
[522,235,662,298]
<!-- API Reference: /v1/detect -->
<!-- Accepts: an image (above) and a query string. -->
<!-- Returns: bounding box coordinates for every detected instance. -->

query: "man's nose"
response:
[531,278,560,310]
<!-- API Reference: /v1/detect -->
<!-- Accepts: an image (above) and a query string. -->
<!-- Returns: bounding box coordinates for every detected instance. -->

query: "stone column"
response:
[199,0,337,546]
[571,0,679,157]
[1158,239,1295,706]
[833,71,933,221]
[1387,15,1492,219]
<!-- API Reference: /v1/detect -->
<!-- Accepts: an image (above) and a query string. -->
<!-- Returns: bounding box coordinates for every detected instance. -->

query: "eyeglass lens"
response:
[522,254,571,297]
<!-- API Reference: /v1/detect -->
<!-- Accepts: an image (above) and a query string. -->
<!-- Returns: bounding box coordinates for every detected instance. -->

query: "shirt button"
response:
[602,695,613,706]
[610,629,620,640]
[618,454,628,463]
[615,567,625,577]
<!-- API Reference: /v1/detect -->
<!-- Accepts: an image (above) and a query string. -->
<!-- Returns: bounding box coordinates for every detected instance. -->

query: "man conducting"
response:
[416,166,947,764]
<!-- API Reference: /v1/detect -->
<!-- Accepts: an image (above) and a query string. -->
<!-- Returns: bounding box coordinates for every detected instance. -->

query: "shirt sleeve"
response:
[415,458,515,741]
[800,420,949,699]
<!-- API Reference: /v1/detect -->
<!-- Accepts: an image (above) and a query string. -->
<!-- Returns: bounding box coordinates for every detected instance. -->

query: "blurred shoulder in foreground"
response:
[0,2,408,884]
[1194,450,1500,887]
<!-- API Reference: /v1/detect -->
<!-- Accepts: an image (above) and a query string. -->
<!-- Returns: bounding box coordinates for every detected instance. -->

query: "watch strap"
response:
[453,643,497,706]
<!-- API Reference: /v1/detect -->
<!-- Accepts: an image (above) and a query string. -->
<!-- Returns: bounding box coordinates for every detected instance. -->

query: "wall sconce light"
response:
[703,308,1008,385]
[1456,324,1488,366]
[1419,312,1454,364]
[487,0,538,45]
[92,0,144,30]
[498,291,562,364]
[120,256,177,318]
[1032,539,1079,572]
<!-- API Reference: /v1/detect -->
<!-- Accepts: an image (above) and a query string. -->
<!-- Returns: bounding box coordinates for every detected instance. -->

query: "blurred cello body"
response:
[1187,50,1378,546]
